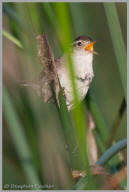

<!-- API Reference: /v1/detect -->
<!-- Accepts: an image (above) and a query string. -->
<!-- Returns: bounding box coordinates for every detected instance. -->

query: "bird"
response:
[22,34,97,111]
[56,36,97,110]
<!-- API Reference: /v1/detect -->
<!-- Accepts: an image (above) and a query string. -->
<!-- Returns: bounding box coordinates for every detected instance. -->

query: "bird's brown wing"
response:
[36,33,59,104]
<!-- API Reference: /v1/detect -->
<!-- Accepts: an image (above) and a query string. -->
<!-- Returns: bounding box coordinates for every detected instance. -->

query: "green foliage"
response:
[2,30,23,48]
[104,3,127,101]
[3,2,127,190]
[3,87,41,189]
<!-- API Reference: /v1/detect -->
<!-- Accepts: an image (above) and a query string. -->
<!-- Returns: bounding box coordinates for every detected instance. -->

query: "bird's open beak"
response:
[84,40,97,51]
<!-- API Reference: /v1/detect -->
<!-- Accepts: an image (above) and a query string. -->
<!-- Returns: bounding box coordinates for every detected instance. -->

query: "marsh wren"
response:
[56,36,97,110]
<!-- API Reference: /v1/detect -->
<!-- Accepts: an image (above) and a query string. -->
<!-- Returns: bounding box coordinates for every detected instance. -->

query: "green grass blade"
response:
[53,3,95,189]
[96,138,127,165]
[2,29,23,48]
[3,86,41,188]
[93,130,106,154]
[104,3,127,100]
[87,91,109,143]
[58,90,76,151]
[42,3,58,29]
[106,98,126,148]
[25,3,43,34]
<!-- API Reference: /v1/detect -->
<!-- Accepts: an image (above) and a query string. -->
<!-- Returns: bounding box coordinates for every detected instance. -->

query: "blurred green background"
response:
[2,2,126,190]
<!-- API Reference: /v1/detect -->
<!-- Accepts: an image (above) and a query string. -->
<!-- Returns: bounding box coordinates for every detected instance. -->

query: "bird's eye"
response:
[77,42,82,46]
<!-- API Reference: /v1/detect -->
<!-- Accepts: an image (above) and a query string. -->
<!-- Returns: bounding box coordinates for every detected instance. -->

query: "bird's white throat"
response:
[72,49,93,79]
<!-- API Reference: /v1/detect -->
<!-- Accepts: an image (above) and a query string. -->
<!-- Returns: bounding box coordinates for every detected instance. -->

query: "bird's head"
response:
[72,36,98,55]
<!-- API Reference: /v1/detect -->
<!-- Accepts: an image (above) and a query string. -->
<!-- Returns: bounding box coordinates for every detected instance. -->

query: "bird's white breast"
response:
[57,50,94,110]
[73,49,93,78]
